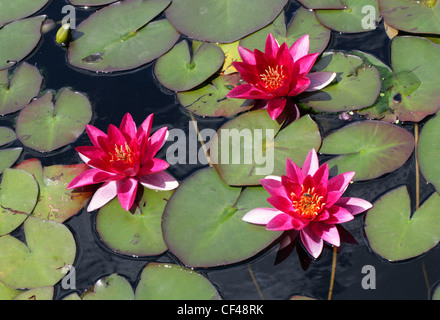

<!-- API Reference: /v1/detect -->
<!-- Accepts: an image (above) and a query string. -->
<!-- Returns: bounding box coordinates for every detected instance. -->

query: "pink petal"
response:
[289,35,310,62]
[265,33,280,59]
[266,213,294,231]
[300,226,323,259]
[302,148,320,176]
[119,113,137,140]
[233,62,260,85]
[226,84,270,100]
[335,197,373,215]
[287,76,311,97]
[310,222,340,247]
[267,195,293,214]
[260,177,288,198]
[266,97,287,120]
[305,71,337,92]
[136,113,154,141]
[295,52,320,76]
[75,146,105,162]
[327,171,355,194]
[117,178,138,211]
[286,158,305,184]
[87,180,118,212]
[86,124,108,149]
[237,46,256,65]
[138,171,179,191]
[323,205,354,224]
[242,207,284,225]
[145,127,168,160]
[67,168,120,189]
[139,158,170,176]
[107,124,127,147]
[312,162,329,189]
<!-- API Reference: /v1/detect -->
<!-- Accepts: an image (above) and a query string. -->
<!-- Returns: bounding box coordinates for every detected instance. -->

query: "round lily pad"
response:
[15,158,92,223]
[0,148,22,175]
[315,0,380,33]
[320,121,414,181]
[210,111,322,186]
[299,51,381,112]
[162,167,282,268]
[365,186,440,261]
[16,88,92,152]
[154,40,225,92]
[81,274,134,300]
[417,113,440,193]
[177,73,254,117]
[135,262,221,300]
[0,16,45,70]
[379,0,440,35]
[96,187,173,256]
[165,0,288,43]
[0,0,49,26]
[0,62,43,115]
[0,216,76,289]
[0,282,21,300]
[67,0,180,73]
[0,127,16,146]
[240,7,331,56]
[0,168,39,236]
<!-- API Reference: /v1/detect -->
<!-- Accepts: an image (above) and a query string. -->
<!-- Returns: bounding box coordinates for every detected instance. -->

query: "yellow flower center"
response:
[109,142,135,165]
[260,65,286,91]
[291,186,325,220]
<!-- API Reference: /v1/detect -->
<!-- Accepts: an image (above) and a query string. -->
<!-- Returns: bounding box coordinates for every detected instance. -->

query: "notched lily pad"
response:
[165,0,288,43]
[154,40,225,92]
[67,0,180,73]
[0,0,49,26]
[135,262,221,300]
[0,62,43,115]
[0,16,46,70]
[16,88,92,152]
[96,187,173,257]
[365,186,440,261]
[320,120,414,181]
[0,216,76,289]
[15,158,92,223]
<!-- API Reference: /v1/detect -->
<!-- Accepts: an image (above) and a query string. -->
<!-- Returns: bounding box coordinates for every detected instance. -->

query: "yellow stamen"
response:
[260,65,286,91]
[291,186,325,220]
[109,142,135,164]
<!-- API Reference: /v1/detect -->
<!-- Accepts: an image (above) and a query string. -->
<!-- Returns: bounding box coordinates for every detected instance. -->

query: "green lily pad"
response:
[0,168,39,236]
[0,16,45,70]
[320,121,414,181]
[16,88,92,152]
[209,111,321,186]
[240,7,331,56]
[0,62,43,115]
[0,127,16,146]
[417,113,440,193]
[96,187,173,256]
[298,0,347,9]
[379,0,440,35]
[0,281,21,300]
[15,158,92,223]
[0,216,76,289]
[165,0,288,43]
[0,148,22,175]
[433,284,440,300]
[299,52,381,112]
[177,73,254,117]
[82,274,134,300]
[14,286,53,300]
[154,41,225,92]
[0,0,49,26]
[385,36,440,122]
[135,262,221,300]
[364,186,440,261]
[162,167,282,268]
[315,0,380,33]
[68,0,117,6]
[67,0,180,73]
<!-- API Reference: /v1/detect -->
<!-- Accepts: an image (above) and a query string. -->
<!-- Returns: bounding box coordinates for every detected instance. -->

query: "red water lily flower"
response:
[227,33,336,120]
[242,149,372,259]
[67,113,178,212]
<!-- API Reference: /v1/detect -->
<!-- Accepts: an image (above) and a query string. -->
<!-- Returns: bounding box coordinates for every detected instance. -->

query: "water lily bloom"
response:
[227,33,336,120]
[67,113,179,212]
[242,149,372,259]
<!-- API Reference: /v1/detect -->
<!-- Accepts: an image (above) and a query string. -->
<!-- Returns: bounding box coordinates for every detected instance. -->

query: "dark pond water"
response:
[4,0,440,300]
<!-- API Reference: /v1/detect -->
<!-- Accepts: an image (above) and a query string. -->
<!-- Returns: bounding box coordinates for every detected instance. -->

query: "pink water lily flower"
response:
[67,113,179,212]
[242,149,372,259]
[227,33,336,120]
